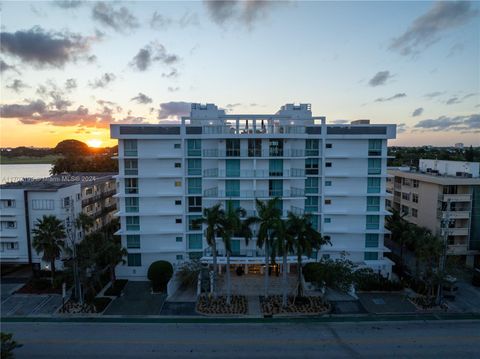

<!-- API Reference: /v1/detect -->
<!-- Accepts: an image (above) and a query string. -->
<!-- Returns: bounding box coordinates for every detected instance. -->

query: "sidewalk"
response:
[247,296,262,316]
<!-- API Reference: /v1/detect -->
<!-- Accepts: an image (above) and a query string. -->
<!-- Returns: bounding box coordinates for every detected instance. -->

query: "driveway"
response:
[104,281,166,315]
[357,292,417,314]
[447,280,480,313]
[1,294,63,316]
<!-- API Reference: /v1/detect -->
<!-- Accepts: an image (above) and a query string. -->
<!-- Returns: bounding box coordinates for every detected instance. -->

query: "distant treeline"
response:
[0,146,55,158]
[388,146,479,167]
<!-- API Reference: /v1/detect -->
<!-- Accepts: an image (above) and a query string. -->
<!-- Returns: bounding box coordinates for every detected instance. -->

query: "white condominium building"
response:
[111,103,396,280]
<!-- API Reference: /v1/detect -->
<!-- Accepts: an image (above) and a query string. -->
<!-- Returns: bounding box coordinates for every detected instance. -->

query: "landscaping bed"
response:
[15,278,62,295]
[104,279,128,297]
[261,295,331,316]
[196,295,248,315]
[57,297,112,314]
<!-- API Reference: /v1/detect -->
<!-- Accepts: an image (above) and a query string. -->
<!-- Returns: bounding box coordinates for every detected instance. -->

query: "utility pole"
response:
[437,198,450,306]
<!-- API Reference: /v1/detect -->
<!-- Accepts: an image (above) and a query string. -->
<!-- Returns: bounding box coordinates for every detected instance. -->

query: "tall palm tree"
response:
[386,209,413,278]
[286,212,330,298]
[218,201,245,305]
[32,215,66,283]
[194,203,223,297]
[103,239,128,284]
[272,217,293,307]
[252,198,282,298]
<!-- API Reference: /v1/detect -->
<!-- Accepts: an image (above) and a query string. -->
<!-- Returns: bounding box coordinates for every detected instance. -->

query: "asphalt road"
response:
[3,320,480,358]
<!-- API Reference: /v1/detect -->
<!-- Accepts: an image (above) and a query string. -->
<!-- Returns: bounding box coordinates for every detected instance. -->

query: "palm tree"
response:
[32,215,66,283]
[286,212,330,298]
[194,203,223,297]
[252,198,282,298]
[272,217,293,307]
[72,212,94,302]
[102,239,128,284]
[218,201,246,305]
[386,209,412,279]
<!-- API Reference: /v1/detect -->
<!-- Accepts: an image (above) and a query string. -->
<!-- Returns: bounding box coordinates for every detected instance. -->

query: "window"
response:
[175,199,182,205]
[1,242,19,251]
[269,159,283,177]
[226,139,240,156]
[305,177,319,194]
[3,221,16,229]
[305,196,318,213]
[402,178,411,186]
[188,178,201,194]
[326,143,332,149]
[176,254,184,260]
[402,192,410,201]
[305,158,319,175]
[325,180,332,186]
[248,139,262,157]
[226,180,240,197]
[2,200,15,208]
[188,215,202,230]
[175,180,182,187]
[85,187,94,196]
[187,139,201,156]
[188,159,201,175]
[401,205,409,215]
[127,253,141,267]
[368,158,381,174]
[269,139,284,156]
[325,162,332,167]
[367,197,380,211]
[188,196,202,212]
[269,179,283,197]
[76,194,80,201]
[368,139,382,156]
[226,159,241,177]
[364,252,378,261]
[125,178,138,194]
[176,236,183,242]
[305,139,319,156]
[125,197,139,212]
[386,199,392,209]
[175,162,182,168]
[412,208,418,217]
[63,197,70,208]
[174,143,181,149]
[32,199,54,210]
[175,218,182,224]
[324,217,331,223]
[412,180,419,188]
[124,159,138,175]
[188,234,202,250]
[324,199,331,205]
[412,193,418,203]
[126,216,140,231]
[124,139,137,156]
[365,233,379,248]
[367,177,381,193]
[126,235,140,248]
[366,215,379,229]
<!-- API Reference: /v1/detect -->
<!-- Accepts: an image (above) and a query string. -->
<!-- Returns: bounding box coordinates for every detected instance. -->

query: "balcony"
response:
[202,148,305,158]
[441,211,470,220]
[82,189,117,207]
[442,194,472,202]
[203,168,305,178]
[447,244,469,255]
[203,187,305,198]
[442,227,469,236]
[202,124,306,136]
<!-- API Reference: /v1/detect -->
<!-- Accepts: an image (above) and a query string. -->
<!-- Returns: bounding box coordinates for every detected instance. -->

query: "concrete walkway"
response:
[217,273,297,296]
[247,296,262,316]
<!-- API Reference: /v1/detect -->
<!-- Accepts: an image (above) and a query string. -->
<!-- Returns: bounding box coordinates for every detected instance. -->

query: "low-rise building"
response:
[0,173,117,270]
[387,159,480,267]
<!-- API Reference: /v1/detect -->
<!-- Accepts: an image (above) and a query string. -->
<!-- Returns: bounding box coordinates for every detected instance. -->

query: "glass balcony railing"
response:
[202,168,305,178]
[203,187,305,198]
[202,149,305,157]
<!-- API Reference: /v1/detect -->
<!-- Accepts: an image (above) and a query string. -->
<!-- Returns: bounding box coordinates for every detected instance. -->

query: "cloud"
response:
[52,1,84,9]
[414,114,480,131]
[446,97,461,105]
[204,0,280,28]
[331,119,349,124]
[462,93,477,100]
[113,116,147,124]
[368,71,392,87]
[168,86,180,92]
[6,79,29,93]
[162,68,179,78]
[0,100,47,118]
[412,107,423,117]
[150,10,199,30]
[131,93,153,104]
[65,78,77,91]
[396,123,408,134]
[375,93,407,102]
[447,42,464,57]
[424,91,444,98]
[88,73,116,89]
[35,80,72,110]
[0,59,19,74]
[157,101,191,119]
[389,1,479,56]
[0,26,93,68]
[92,1,139,33]
[130,42,179,71]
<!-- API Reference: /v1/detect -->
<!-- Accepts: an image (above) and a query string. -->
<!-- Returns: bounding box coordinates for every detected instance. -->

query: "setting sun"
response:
[87,139,103,148]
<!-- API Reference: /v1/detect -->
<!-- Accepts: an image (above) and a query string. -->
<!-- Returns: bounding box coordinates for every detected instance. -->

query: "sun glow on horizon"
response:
[87,139,103,148]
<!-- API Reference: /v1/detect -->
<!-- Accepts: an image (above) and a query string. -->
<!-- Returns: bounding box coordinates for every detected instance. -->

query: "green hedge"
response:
[147,261,173,292]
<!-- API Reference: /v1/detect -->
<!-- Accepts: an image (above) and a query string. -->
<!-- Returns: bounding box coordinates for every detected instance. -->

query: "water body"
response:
[0,164,53,185]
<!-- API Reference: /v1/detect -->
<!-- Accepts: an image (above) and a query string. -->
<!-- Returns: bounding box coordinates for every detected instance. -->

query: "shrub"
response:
[1,332,22,359]
[354,268,403,292]
[104,279,128,296]
[303,259,356,292]
[178,260,202,287]
[147,261,173,292]
[92,297,112,313]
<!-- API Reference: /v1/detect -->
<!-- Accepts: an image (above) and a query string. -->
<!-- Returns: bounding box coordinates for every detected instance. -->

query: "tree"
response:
[252,198,282,298]
[32,215,66,283]
[386,209,413,278]
[54,139,90,156]
[194,204,223,297]
[286,212,330,298]
[102,239,127,284]
[465,145,474,162]
[1,332,22,359]
[148,260,174,292]
[271,217,293,307]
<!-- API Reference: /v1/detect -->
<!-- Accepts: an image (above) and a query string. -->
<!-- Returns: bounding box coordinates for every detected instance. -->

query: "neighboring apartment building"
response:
[387,159,480,267]
[0,173,117,269]
[111,103,396,280]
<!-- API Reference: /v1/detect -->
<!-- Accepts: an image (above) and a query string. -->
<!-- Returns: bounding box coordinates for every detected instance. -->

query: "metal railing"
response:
[203,168,305,178]
[203,187,305,198]
[202,148,305,157]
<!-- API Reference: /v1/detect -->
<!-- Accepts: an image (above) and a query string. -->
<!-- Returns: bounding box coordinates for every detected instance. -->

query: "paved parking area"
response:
[357,292,417,314]
[104,281,166,315]
[447,280,480,313]
[1,294,63,316]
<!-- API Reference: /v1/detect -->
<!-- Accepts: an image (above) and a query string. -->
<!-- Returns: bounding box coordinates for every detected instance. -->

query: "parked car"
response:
[443,275,458,299]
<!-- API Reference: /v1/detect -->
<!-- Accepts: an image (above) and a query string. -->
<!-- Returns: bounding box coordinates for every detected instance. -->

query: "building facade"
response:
[387,159,480,267]
[111,103,396,280]
[0,173,117,269]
